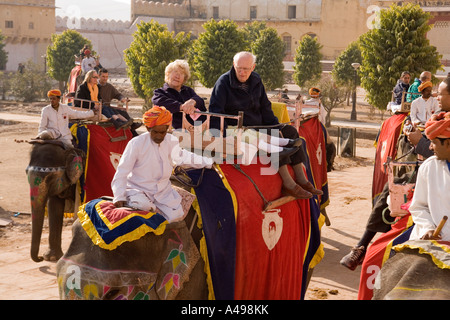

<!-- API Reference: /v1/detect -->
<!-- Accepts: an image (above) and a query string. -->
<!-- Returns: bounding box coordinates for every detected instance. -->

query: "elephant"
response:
[55,188,208,300]
[26,142,85,262]
[373,240,450,300]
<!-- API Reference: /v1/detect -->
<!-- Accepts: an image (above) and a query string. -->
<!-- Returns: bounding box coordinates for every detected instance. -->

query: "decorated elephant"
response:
[56,187,208,300]
[26,142,85,262]
[373,240,450,300]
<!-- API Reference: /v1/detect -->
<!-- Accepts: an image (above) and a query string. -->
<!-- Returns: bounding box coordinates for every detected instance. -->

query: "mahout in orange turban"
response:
[418,81,432,92]
[309,87,321,98]
[425,112,450,140]
[47,89,61,98]
[143,106,172,128]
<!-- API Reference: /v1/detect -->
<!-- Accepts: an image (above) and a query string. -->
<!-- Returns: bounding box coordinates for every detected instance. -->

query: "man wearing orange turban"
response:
[410,80,439,126]
[409,110,450,241]
[36,89,97,147]
[111,105,213,222]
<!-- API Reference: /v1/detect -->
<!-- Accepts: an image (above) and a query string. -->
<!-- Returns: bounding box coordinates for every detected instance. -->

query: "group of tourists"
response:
[37,48,450,297]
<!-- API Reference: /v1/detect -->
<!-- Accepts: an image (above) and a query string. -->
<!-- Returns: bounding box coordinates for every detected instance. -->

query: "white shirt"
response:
[81,56,96,74]
[111,132,213,222]
[38,103,94,141]
[304,98,326,124]
[409,156,450,240]
[410,96,439,125]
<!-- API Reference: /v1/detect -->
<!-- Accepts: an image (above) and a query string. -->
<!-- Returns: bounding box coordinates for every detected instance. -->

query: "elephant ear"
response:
[65,149,86,185]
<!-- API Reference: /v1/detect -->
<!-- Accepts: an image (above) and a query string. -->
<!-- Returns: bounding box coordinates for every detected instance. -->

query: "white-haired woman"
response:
[152,59,206,129]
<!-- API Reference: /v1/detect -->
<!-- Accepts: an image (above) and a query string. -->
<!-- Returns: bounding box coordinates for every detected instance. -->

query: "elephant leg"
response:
[44,195,65,262]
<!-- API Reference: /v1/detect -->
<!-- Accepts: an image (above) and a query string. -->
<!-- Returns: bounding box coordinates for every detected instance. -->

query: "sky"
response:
[55,0,132,22]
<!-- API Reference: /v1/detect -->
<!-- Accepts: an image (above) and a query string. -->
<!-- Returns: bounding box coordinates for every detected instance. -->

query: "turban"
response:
[47,89,61,98]
[143,106,172,128]
[418,81,432,92]
[84,49,91,55]
[425,112,450,140]
[309,87,321,98]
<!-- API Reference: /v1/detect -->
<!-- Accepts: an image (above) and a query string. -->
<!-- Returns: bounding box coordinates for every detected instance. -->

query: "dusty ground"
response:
[0,94,384,300]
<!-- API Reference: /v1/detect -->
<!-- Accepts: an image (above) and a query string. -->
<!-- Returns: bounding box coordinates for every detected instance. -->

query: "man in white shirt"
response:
[111,106,214,223]
[303,87,327,125]
[410,81,439,126]
[37,89,98,147]
[409,111,450,240]
[81,49,96,75]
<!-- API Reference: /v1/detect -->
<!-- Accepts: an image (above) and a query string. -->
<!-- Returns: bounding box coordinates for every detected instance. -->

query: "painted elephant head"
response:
[27,143,85,262]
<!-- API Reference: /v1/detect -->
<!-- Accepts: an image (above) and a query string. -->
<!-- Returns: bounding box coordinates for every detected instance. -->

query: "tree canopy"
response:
[293,35,323,88]
[46,29,92,91]
[190,19,247,88]
[359,3,442,110]
[124,20,191,106]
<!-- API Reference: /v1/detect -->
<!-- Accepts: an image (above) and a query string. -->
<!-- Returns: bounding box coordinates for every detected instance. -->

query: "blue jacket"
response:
[152,83,206,129]
[393,80,410,105]
[209,67,278,130]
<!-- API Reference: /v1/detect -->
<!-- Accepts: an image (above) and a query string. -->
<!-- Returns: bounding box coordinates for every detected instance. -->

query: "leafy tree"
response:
[243,20,267,45]
[190,19,247,88]
[0,29,7,70]
[293,35,322,88]
[10,60,52,102]
[252,28,285,91]
[124,20,191,107]
[359,3,442,111]
[332,41,363,106]
[46,29,92,92]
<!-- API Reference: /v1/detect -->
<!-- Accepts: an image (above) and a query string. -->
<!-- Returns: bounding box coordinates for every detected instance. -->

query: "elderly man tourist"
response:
[37,89,98,147]
[209,51,322,199]
[111,106,214,223]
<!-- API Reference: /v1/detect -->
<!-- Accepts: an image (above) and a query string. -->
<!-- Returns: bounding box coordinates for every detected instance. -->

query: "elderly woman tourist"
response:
[152,59,207,129]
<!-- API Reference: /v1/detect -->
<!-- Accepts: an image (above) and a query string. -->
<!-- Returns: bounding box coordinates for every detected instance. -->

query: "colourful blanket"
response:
[70,123,132,202]
[371,113,408,206]
[77,198,167,250]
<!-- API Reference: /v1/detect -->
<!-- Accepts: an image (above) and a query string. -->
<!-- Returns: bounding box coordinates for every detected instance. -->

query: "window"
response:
[283,35,292,56]
[29,22,34,29]
[5,21,13,28]
[213,6,219,19]
[250,6,257,19]
[288,5,296,19]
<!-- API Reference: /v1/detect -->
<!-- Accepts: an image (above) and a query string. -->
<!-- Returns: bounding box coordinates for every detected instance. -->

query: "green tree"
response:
[10,60,52,102]
[124,20,191,107]
[359,3,442,111]
[293,35,323,88]
[46,29,92,92]
[252,28,285,91]
[190,19,247,88]
[243,20,267,45]
[0,29,7,70]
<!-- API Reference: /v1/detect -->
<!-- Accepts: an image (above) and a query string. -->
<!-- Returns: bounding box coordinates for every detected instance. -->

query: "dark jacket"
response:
[152,83,206,129]
[209,67,278,130]
[393,80,410,105]
[74,82,102,109]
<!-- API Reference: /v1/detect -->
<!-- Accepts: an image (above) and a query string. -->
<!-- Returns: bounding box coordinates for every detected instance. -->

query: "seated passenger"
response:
[209,51,323,199]
[75,70,128,130]
[111,106,213,223]
[409,111,450,240]
[407,71,431,103]
[152,59,207,129]
[393,71,411,105]
[37,89,98,147]
[98,68,140,134]
[303,87,327,125]
[406,78,450,159]
[410,81,439,126]
[81,49,96,75]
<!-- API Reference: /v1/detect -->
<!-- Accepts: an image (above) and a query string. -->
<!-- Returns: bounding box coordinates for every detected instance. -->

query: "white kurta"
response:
[81,56,96,74]
[410,96,439,125]
[38,103,94,143]
[111,132,213,222]
[409,156,450,240]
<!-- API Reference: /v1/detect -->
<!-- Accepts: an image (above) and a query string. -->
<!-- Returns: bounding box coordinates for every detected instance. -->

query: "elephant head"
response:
[27,143,85,262]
